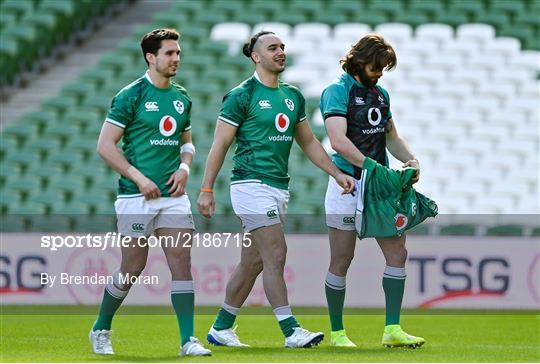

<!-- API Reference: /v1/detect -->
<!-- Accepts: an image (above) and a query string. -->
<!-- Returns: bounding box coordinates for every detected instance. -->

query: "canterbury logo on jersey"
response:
[145,101,159,112]
[266,210,277,218]
[259,100,271,109]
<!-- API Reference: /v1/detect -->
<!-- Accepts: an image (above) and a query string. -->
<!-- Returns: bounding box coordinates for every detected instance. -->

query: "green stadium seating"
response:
[476,12,511,31]
[408,0,446,18]
[2,0,538,234]
[313,12,348,26]
[249,1,283,17]
[486,224,525,236]
[368,1,406,19]
[440,224,478,236]
[0,0,35,21]
[436,12,470,27]
[490,1,526,17]
[448,0,485,18]
[393,12,432,27]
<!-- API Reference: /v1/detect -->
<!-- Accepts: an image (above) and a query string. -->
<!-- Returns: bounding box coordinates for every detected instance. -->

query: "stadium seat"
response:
[333,23,371,43]
[210,22,251,55]
[374,23,413,45]
[416,23,454,43]
[440,224,478,236]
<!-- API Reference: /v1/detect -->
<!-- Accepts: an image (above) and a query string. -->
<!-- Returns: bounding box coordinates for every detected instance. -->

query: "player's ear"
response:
[251,51,260,64]
[145,52,156,65]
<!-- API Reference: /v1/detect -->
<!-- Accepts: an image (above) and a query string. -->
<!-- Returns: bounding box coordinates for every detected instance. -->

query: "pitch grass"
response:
[1,306,538,362]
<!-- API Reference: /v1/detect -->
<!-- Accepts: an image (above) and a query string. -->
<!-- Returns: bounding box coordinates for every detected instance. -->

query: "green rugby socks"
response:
[171,280,195,346]
[325,271,346,331]
[93,270,129,331]
[212,302,239,331]
[382,266,406,326]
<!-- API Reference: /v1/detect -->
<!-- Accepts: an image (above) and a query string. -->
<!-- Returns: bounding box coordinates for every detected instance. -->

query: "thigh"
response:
[329,227,356,259]
[115,196,156,237]
[230,183,284,232]
[249,224,287,262]
[325,175,358,231]
[376,234,407,261]
[153,195,195,231]
[120,237,149,269]
[155,227,193,258]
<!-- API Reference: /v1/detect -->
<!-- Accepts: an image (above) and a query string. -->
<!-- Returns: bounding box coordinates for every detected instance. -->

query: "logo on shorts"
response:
[275,113,290,133]
[284,98,294,111]
[131,223,145,232]
[145,101,159,112]
[342,216,355,225]
[394,213,408,230]
[266,209,277,219]
[159,115,177,137]
[173,100,184,114]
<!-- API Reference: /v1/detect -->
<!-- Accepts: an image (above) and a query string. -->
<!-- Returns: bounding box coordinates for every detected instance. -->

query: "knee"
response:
[388,247,407,267]
[270,245,287,268]
[241,258,263,277]
[122,259,146,277]
[169,248,192,265]
[330,252,354,276]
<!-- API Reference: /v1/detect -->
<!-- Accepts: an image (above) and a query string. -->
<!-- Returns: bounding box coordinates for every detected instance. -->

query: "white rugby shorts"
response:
[114,195,194,236]
[325,175,362,231]
[230,181,289,232]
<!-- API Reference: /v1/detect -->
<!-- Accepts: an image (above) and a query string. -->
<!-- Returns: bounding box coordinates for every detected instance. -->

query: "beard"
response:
[156,63,177,78]
[358,67,378,88]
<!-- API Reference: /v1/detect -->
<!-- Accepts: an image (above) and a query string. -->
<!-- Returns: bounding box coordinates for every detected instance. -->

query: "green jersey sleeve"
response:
[183,100,192,132]
[218,89,249,127]
[105,89,136,129]
[295,87,307,123]
[320,83,348,120]
[377,86,392,119]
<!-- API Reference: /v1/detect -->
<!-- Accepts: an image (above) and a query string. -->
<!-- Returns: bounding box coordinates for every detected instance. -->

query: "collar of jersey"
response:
[253,71,280,90]
[344,72,365,89]
[144,71,172,91]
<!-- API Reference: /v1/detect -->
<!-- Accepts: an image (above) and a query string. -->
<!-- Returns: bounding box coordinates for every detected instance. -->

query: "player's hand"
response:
[197,192,215,218]
[137,177,161,200]
[335,173,355,194]
[166,170,188,197]
[403,159,420,183]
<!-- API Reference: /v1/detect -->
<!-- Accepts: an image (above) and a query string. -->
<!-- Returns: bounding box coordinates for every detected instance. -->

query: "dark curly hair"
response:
[341,33,397,75]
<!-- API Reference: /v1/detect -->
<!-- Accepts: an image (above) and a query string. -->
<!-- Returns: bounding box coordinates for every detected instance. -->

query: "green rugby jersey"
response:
[218,73,306,190]
[320,73,392,179]
[105,72,192,197]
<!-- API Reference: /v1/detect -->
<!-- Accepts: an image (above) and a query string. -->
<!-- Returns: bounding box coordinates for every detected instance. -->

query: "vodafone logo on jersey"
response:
[275,113,290,133]
[159,115,177,137]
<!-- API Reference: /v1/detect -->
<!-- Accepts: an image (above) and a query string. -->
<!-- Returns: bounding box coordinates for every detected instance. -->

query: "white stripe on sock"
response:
[383,266,406,279]
[221,302,239,315]
[273,305,293,322]
[171,280,194,294]
[106,269,129,299]
[325,271,346,290]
